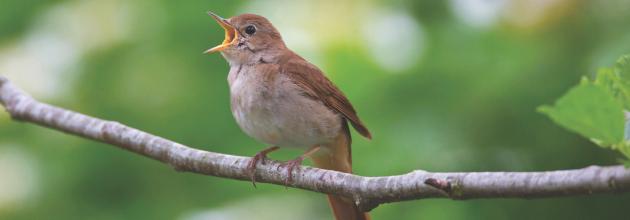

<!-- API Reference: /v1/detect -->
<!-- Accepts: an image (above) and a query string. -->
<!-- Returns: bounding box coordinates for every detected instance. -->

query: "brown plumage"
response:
[206,12,371,220]
[283,55,372,139]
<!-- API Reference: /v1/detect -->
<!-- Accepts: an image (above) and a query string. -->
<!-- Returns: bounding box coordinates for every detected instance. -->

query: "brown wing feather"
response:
[281,55,372,139]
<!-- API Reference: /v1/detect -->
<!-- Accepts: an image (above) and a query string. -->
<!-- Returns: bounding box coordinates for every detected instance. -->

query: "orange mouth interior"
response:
[205,13,238,53]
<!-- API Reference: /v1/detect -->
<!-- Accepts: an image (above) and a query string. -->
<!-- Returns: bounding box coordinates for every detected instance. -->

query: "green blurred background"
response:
[1,0,630,219]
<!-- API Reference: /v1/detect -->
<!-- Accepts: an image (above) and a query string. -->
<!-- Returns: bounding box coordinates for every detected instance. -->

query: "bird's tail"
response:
[309,122,370,220]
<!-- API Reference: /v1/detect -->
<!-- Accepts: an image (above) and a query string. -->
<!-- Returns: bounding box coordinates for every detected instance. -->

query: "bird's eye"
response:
[245,25,256,35]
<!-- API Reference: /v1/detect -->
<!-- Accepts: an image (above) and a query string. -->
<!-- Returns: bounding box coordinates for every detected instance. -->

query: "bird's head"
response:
[205,12,286,65]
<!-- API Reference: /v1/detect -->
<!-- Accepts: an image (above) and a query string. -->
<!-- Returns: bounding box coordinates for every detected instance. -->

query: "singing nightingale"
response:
[205,12,372,220]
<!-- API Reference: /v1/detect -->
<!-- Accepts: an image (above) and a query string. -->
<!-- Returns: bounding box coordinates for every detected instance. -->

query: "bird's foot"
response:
[282,157,306,186]
[247,146,280,188]
[281,146,321,187]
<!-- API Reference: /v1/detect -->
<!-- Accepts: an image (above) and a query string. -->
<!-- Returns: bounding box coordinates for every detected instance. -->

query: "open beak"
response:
[205,12,238,54]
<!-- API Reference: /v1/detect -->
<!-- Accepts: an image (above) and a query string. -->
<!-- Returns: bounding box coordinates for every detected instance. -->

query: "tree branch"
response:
[1,76,629,211]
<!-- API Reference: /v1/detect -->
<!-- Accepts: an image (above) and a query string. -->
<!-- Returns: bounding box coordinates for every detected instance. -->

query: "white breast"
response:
[228,65,342,149]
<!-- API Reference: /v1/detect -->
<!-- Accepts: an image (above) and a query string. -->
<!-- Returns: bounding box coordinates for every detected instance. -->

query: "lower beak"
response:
[205,12,238,54]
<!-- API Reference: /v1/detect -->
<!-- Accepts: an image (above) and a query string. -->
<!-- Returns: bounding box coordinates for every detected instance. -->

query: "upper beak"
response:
[205,12,238,54]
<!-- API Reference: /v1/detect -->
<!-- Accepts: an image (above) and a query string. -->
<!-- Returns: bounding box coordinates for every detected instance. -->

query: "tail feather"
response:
[326,195,369,220]
[310,121,370,220]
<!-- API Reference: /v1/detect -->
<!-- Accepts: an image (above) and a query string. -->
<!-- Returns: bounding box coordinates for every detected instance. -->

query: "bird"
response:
[205,12,372,220]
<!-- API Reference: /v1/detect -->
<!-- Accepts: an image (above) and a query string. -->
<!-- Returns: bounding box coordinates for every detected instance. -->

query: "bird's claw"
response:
[246,146,280,188]
[282,157,305,186]
[247,152,269,188]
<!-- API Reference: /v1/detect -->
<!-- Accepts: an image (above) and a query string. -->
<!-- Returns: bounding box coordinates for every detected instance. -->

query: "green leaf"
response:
[594,67,630,110]
[595,55,630,110]
[617,141,630,157]
[539,83,625,147]
[615,54,630,80]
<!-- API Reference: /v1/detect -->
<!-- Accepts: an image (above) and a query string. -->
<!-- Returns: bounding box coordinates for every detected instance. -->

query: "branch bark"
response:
[1,76,629,211]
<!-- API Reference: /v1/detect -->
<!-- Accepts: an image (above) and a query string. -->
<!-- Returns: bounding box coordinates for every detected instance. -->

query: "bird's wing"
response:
[282,56,372,139]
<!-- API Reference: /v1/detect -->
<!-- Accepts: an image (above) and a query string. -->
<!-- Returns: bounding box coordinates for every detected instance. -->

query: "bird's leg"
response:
[247,146,280,187]
[283,145,321,186]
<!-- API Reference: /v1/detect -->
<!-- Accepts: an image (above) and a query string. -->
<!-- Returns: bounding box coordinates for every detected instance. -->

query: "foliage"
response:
[540,55,630,164]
